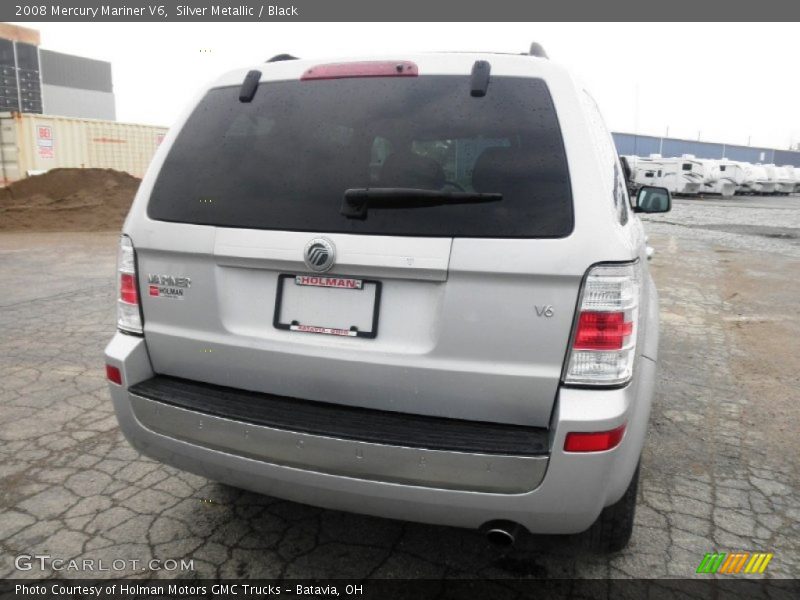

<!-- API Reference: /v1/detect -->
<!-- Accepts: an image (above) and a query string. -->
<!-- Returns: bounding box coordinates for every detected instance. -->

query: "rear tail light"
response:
[564,424,626,452]
[573,312,633,350]
[117,235,143,334]
[564,263,640,386]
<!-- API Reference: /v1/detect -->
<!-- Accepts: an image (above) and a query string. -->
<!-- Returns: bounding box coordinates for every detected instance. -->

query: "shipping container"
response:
[0,111,167,185]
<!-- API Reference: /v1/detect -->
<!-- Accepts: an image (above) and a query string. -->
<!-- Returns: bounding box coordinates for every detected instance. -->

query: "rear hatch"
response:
[135,64,580,428]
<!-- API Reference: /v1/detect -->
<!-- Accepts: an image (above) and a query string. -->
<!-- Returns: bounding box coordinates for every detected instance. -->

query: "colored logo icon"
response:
[696,552,773,574]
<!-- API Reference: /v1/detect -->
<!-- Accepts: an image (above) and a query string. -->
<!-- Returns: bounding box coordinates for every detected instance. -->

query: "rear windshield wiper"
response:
[341,188,502,219]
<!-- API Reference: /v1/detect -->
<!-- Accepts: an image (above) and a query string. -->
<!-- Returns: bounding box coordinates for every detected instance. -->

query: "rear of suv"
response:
[105,45,670,552]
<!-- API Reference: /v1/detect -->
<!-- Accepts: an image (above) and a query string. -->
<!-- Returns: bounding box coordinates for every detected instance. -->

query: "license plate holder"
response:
[273,274,382,339]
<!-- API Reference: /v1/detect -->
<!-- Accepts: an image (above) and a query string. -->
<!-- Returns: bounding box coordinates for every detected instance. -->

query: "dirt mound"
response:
[0,168,141,232]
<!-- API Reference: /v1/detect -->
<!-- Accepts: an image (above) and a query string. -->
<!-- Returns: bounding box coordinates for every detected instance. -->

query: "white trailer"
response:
[661,156,705,195]
[734,162,756,194]
[699,159,738,197]
[739,163,775,194]
[772,165,796,194]
[716,161,747,196]
[629,155,705,195]
[762,164,782,194]
[628,155,665,191]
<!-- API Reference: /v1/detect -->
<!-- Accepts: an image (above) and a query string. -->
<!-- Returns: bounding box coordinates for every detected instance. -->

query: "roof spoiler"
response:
[528,42,548,59]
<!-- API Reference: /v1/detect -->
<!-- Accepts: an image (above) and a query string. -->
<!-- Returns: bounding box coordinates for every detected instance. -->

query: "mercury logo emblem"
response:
[304,238,335,272]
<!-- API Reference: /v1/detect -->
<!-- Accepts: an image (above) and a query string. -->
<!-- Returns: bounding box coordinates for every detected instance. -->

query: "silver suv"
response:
[105,46,670,552]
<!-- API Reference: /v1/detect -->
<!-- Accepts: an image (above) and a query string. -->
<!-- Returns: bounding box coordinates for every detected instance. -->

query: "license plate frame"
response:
[273,273,382,339]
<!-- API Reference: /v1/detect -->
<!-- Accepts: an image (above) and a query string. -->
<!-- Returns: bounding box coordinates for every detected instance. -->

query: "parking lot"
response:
[1,196,798,581]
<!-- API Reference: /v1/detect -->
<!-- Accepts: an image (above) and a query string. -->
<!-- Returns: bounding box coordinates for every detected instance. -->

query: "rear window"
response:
[148,75,573,238]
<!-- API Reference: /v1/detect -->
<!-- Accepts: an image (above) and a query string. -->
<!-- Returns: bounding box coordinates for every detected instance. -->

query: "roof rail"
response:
[267,54,299,62]
[528,43,548,59]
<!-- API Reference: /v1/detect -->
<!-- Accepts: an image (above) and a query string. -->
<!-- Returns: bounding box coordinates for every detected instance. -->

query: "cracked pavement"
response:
[0,197,798,581]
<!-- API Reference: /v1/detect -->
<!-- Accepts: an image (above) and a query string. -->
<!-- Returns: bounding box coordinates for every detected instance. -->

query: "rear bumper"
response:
[105,333,655,534]
[127,391,548,494]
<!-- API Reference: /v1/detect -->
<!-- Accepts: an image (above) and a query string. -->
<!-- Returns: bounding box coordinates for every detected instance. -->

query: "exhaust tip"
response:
[486,527,516,547]
[481,520,523,548]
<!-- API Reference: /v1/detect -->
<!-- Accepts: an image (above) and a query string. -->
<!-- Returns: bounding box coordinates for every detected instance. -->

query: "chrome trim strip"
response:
[129,395,548,494]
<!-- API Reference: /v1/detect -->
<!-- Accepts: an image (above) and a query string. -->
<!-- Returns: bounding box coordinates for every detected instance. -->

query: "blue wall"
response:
[612,133,800,167]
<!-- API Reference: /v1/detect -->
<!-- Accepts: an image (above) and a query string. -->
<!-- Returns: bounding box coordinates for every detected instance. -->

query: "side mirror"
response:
[633,186,671,213]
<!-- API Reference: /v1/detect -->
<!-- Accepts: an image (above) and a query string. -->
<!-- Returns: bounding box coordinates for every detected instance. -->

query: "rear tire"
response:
[585,462,640,553]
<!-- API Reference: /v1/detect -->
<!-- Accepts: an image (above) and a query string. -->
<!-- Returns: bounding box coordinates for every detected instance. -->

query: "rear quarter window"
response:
[579,90,629,225]
[148,75,573,238]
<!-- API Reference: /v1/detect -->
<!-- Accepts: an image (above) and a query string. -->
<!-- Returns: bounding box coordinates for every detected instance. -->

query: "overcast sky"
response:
[15,22,800,150]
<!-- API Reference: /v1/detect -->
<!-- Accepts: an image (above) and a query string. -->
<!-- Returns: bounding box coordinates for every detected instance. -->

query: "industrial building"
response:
[0,23,115,120]
[613,132,800,167]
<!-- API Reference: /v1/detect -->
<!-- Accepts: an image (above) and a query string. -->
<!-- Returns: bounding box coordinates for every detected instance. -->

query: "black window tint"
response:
[148,76,573,238]
[15,43,39,71]
[719,165,726,171]
[0,39,14,67]
[682,163,692,171]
